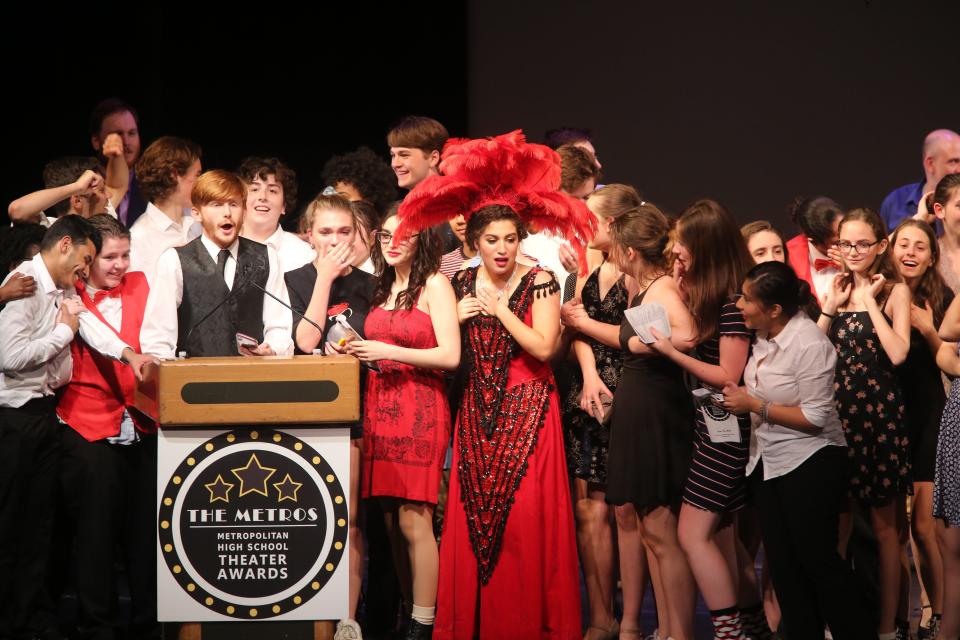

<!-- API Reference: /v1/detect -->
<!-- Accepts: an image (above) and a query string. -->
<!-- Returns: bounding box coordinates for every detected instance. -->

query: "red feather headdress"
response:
[396,129,597,273]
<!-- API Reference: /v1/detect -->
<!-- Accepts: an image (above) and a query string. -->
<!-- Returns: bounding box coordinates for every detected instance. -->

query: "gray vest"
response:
[175,237,269,357]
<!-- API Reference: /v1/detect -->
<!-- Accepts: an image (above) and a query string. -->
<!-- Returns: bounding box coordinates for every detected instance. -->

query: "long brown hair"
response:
[837,208,901,305]
[890,218,949,325]
[676,199,752,342]
[371,213,443,310]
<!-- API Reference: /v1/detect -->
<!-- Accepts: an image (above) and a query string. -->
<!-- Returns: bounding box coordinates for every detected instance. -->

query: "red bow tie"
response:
[813,258,840,272]
[92,285,123,303]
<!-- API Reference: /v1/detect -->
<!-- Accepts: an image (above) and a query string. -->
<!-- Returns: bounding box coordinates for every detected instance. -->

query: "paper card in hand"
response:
[624,302,671,344]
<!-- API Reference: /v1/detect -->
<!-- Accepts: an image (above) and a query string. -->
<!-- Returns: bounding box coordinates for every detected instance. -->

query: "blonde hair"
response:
[300,192,356,232]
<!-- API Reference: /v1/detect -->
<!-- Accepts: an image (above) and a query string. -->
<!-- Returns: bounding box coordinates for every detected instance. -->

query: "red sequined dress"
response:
[361,304,450,503]
[435,267,581,640]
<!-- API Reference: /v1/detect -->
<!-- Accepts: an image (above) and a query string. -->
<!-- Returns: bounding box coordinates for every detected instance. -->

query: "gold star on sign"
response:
[231,453,276,498]
[205,474,234,504]
[273,473,303,503]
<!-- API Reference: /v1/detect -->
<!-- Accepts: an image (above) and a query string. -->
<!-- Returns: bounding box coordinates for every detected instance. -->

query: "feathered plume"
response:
[396,130,597,273]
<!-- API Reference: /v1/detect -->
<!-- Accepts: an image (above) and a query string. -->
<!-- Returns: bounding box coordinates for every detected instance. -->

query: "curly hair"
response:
[0,223,46,274]
[465,205,528,250]
[557,144,600,193]
[371,214,443,311]
[321,147,398,216]
[238,156,298,213]
[135,136,201,204]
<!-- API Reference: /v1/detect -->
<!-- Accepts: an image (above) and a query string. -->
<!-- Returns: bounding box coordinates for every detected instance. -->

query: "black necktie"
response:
[217,249,230,281]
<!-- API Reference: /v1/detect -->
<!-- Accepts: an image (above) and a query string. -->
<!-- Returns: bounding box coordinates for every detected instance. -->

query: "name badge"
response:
[692,388,741,444]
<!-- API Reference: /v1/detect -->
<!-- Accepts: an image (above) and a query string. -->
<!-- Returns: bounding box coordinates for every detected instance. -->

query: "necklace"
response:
[477,264,520,312]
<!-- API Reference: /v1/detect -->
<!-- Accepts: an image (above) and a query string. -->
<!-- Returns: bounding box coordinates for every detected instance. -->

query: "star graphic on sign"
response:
[231,453,276,498]
[205,474,234,504]
[273,473,303,503]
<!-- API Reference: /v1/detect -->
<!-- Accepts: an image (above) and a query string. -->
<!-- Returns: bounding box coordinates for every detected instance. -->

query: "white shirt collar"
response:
[32,252,61,297]
[808,241,831,262]
[145,202,189,232]
[264,226,285,251]
[200,234,239,262]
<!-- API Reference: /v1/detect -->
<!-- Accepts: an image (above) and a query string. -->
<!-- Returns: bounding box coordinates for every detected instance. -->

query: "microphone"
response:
[240,265,323,335]
[241,265,378,370]
[181,263,255,356]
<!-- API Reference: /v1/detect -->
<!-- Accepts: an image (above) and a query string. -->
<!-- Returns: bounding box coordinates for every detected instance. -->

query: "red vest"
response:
[56,271,155,441]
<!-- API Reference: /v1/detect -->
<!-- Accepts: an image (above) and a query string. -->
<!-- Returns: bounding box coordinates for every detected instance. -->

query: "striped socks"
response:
[739,602,772,639]
[710,606,744,639]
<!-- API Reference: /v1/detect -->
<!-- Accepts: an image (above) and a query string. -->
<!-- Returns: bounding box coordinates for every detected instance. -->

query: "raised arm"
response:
[101,133,129,208]
[7,170,103,224]
[293,242,353,354]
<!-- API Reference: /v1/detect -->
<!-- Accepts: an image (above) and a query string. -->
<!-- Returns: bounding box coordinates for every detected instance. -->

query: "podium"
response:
[135,355,359,640]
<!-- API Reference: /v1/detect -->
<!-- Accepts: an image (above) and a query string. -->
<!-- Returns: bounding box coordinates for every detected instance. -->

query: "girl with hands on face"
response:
[817,208,913,639]
[347,211,458,637]
[282,192,374,636]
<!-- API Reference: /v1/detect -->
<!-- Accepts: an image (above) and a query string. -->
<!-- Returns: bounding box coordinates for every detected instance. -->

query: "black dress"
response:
[562,267,629,486]
[897,290,953,482]
[285,264,374,439]
[606,282,695,510]
[829,311,911,504]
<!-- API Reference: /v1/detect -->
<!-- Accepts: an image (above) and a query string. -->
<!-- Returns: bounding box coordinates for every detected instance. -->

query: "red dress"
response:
[435,267,581,640]
[361,305,450,503]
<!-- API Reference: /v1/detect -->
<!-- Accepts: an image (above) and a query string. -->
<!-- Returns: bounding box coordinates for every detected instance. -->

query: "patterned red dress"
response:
[360,305,450,503]
[435,267,581,640]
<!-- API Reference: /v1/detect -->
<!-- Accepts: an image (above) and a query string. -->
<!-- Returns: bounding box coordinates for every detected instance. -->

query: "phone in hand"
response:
[235,332,260,351]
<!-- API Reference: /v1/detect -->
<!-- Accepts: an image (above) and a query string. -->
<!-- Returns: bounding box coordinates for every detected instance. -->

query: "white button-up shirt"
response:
[0,253,131,408]
[262,226,315,273]
[139,235,294,360]
[744,312,847,480]
[809,242,839,304]
[129,202,198,285]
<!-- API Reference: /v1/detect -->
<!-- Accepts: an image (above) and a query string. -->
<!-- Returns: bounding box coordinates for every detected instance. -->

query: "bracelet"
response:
[759,400,770,424]
[820,311,836,320]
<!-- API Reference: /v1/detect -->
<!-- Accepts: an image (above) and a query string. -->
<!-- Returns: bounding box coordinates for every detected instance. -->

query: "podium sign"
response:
[156,427,349,621]
[137,356,358,626]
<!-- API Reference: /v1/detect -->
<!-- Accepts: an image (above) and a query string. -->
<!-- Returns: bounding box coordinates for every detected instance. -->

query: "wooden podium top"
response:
[134,355,360,427]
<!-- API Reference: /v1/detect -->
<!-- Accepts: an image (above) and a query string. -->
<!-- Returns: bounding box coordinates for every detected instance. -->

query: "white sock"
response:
[411,604,435,625]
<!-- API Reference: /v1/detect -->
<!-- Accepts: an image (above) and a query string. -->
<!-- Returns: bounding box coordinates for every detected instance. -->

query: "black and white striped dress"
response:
[682,297,752,513]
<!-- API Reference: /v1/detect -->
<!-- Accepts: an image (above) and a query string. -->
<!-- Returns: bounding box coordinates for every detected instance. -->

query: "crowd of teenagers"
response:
[1,98,959,640]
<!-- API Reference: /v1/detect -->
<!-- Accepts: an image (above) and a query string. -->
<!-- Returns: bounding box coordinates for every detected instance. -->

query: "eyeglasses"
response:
[374,230,411,245]
[835,240,880,254]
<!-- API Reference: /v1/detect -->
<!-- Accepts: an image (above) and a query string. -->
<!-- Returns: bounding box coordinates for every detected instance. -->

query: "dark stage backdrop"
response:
[467,1,960,231]
[3,4,468,228]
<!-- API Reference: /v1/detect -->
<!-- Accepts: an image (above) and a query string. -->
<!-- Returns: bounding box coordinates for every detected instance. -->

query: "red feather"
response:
[396,129,597,274]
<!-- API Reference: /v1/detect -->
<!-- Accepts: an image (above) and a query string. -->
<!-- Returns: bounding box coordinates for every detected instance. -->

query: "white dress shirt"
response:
[139,235,294,360]
[744,313,847,480]
[129,202,198,286]
[808,242,839,304]
[262,226,315,273]
[0,253,131,408]
[521,230,570,282]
